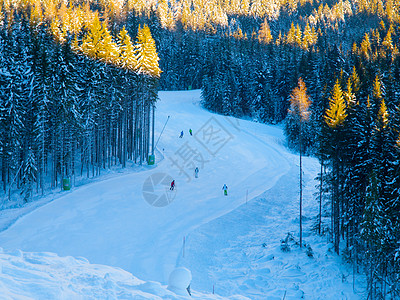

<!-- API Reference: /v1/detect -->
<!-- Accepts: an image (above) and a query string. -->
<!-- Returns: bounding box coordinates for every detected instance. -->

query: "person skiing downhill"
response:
[194,167,199,178]
[189,128,193,136]
[222,184,228,196]
[179,131,184,138]
[170,180,175,190]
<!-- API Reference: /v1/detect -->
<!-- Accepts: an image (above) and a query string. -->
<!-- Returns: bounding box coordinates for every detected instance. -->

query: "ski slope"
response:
[0,90,364,299]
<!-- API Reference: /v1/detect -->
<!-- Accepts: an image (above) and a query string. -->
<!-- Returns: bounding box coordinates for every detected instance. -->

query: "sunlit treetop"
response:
[350,66,360,95]
[361,32,371,60]
[50,17,66,44]
[258,18,273,44]
[2,0,162,76]
[325,79,347,129]
[382,24,394,51]
[117,26,137,71]
[377,99,389,128]
[134,24,161,78]
[289,77,312,122]
[344,77,356,108]
[2,0,400,69]
[372,75,383,101]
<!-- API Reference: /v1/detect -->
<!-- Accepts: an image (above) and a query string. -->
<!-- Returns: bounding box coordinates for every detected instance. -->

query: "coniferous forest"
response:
[1,0,400,298]
[0,1,161,203]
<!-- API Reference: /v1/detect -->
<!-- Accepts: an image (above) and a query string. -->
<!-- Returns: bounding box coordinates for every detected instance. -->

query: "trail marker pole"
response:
[152,104,155,155]
[183,236,186,258]
[155,116,170,150]
[8,163,24,201]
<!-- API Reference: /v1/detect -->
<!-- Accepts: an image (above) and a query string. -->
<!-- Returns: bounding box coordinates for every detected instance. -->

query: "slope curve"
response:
[0,90,291,284]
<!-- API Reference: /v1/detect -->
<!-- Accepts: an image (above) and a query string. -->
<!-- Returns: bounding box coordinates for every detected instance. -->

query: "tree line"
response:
[0,3,160,204]
[284,26,400,300]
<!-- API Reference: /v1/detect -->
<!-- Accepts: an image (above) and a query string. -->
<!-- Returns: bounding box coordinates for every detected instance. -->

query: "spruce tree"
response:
[286,77,311,248]
[323,79,347,254]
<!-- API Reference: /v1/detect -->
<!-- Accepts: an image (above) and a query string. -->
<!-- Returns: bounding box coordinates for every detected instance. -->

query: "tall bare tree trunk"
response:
[299,121,303,248]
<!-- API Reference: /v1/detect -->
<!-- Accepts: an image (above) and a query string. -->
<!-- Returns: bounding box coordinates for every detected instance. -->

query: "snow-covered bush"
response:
[280,232,295,252]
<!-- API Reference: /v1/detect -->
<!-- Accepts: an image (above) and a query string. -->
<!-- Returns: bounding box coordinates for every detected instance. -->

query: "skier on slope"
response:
[222,184,228,196]
[179,131,184,138]
[189,128,193,136]
[170,180,175,190]
[194,167,199,178]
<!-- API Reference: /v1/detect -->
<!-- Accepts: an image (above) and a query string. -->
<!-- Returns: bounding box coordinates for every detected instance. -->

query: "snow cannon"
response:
[167,267,192,296]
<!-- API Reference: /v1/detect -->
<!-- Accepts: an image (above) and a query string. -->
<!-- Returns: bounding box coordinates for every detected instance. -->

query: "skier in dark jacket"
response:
[170,180,175,190]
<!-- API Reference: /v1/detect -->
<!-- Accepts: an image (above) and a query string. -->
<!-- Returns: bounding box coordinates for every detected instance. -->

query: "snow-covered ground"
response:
[0,90,365,299]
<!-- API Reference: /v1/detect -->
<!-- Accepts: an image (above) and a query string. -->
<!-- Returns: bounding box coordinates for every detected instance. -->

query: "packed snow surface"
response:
[0,90,364,299]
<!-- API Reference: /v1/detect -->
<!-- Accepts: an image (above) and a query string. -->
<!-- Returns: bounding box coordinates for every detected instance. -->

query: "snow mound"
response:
[0,248,245,299]
[167,267,192,296]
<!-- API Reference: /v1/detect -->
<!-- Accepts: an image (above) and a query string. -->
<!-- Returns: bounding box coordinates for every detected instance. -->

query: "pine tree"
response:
[286,77,311,248]
[240,0,250,15]
[286,22,296,45]
[21,148,37,202]
[50,17,66,44]
[158,0,172,29]
[80,15,120,65]
[294,24,302,47]
[80,15,104,60]
[258,18,273,45]
[48,40,79,186]
[250,0,264,18]
[134,24,161,78]
[97,23,120,65]
[133,24,160,164]
[325,79,347,128]
[323,79,348,254]
[302,23,313,50]
[117,26,137,71]
[385,0,395,22]
[361,171,388,299]
[361,33,371,60]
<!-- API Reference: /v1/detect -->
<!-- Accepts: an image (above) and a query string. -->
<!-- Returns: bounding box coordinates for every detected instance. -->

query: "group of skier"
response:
[179,128,193,138]
[170,167,200,190]
[171,128,228,196]
[170,175,228,196]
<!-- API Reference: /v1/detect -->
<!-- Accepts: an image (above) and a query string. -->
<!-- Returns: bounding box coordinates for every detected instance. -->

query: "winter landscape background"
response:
[1,90,364,299]
[1,0,400,298]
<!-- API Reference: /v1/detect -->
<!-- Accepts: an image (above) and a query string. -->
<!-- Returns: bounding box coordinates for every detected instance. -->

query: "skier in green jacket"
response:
[222,184,228,196]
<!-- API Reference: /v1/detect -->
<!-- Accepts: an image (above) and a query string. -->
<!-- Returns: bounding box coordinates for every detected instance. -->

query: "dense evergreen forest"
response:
[1,0,400,298]
[0,0,161,204]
